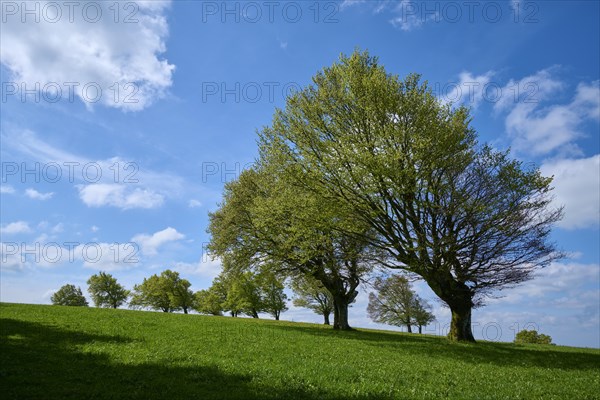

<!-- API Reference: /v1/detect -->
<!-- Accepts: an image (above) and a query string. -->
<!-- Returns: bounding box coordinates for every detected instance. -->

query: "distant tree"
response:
[130,269,193,313]
[87,272,129,309]
[367,275,416,333]
[291,276,334,325]
[224,270,264,318]
[162,270,194,314]
[130,274,173,312]
[412,296,435,334]
[514,330,553,345]
[259,271,288,321]
[193,288,224,316]
[51,284,88,307]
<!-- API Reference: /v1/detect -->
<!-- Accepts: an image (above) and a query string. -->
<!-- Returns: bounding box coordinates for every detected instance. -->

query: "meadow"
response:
[1,302,599,399]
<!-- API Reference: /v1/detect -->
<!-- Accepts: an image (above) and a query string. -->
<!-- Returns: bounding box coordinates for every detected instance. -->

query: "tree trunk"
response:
[332,297,352,330]
[428,277,475,342]
[448,304,475,342]
[183,307,188,314]
[323,312,330,325]
[275,311,280,321]
[251,309,259,318]
[406,322,412,333]
[418,325,422,334]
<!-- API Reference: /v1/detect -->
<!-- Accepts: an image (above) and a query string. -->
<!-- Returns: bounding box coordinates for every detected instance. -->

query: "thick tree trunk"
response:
[251,309,259,318]
[332,297,352,330]
[275,311,280,321]
[418,325,422,334]
[183,307,188,314]
[448,304,475,342]
[427,276,476,342]
[323,312,330,325]
[406,322,412,333]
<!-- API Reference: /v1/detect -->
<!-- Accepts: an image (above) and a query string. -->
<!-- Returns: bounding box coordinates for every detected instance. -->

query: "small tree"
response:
[291,276,334,325]
[51,284,88,306]
[130,269,194,313]
[412,296,435,334]
[514,330,553,345]
[130,274,174,312]
[87,272,129,309]
[259,271,288,321]
[194,288,224,316]
[224,271,264,318]
[162,270,194,314]
[367,275,416,332]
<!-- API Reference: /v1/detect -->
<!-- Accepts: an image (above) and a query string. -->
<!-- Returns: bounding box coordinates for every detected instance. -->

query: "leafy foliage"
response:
[257,50,563,341]
[87,272,129,309]
[291,276,334,325]
[207,166,377,330]
[514,330,553,345]
[259,271,288,320]
[193,288,225,316]
[51,284,88,307]
[130,270,194,313]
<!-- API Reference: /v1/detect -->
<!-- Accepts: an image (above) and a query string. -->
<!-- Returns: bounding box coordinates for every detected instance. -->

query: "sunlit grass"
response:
[1,303,599,399]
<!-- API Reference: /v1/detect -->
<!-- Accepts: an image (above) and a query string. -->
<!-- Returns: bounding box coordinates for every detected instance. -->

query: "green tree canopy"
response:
[87,272,129,309]
[259,270,288,321]
[51,284,88,307]
[514,330,553,345]
[130,269,193,313]
[412,296,435,334]
[367,275,416,332]
[258,50,563,341]
[291,276,334,325]
[193,288,224,316]
[207,166,377,330]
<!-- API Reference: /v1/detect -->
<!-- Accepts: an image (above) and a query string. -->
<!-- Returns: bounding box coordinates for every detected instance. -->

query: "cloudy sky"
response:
[1,0,598,348]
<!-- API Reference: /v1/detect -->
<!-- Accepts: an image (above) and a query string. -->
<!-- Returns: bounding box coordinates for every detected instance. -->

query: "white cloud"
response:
[1,1,175,111]
[25,188,54,200]
[188,199,202,208]
[340,0,369,9]
[441,71,494,108]
[132,227,184,256]
[75,242,140,271]
[0,242,26,271]
[390,0,436,31]
[78,183,164,209]
[51,223,64,233]
[174,257,222,280]
[499,71,599,156]
[0,221,32,235]
[541,155,600,229]
[0,185,16,194]
[3,130,187,209]
[91,225,100,232]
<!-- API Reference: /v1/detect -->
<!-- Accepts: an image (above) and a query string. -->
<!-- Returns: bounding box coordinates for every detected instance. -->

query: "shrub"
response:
[514,329,553,345]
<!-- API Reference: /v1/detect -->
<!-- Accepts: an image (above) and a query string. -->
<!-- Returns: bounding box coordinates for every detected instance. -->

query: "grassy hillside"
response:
[1,303,598,399]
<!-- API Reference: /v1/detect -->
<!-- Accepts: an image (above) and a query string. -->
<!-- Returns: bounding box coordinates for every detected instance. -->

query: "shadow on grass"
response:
[0,318,396,400]
[267,323,600,372]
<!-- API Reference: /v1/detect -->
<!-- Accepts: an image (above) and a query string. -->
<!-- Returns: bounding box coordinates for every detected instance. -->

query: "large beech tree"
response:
[258,51,563,341]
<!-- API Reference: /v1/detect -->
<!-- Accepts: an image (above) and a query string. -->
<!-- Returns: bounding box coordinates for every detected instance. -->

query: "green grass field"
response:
[1,303,598,399]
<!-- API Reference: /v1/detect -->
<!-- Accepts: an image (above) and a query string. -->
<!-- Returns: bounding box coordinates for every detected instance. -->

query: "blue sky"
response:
[1,0,598,347]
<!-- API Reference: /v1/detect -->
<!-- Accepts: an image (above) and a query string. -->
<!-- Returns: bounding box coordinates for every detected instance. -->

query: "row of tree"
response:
[52,270,438,334]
